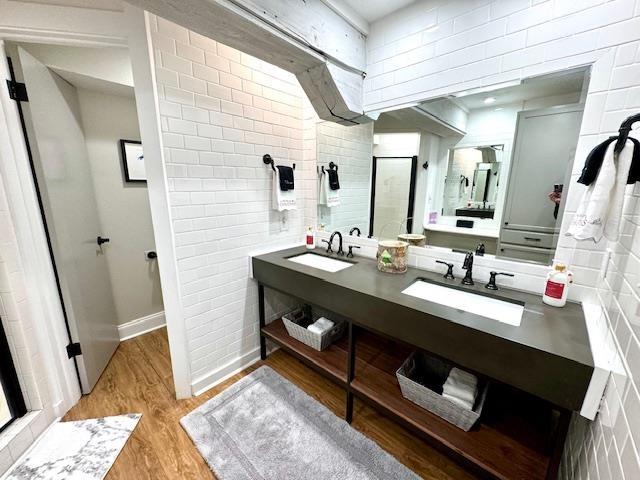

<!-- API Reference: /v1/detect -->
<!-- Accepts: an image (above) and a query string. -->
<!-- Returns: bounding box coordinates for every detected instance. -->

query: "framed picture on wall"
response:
[120,139,146,183]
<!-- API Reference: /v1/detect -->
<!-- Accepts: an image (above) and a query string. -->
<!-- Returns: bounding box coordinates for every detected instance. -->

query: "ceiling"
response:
[454,69,587,110]
[20,43,134,97]
[341,0,415,23]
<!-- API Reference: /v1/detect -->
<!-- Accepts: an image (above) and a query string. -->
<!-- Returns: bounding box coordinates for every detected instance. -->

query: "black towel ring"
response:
[614,113,640,154]
[263,154,295,171]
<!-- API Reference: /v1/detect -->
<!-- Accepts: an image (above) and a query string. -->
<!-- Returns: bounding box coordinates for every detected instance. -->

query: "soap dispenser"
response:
[305,226,315,250]
[542,263,573,307]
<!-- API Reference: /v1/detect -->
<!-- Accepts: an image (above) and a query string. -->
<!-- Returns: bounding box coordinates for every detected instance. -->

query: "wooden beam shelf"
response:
[262,318,558,480]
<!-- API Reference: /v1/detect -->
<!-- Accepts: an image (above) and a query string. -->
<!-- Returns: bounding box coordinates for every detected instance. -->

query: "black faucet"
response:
[461,252,474,285]
[347,245,360,258]
[436,260,455,280]
[329,231,345,256]
[485,271,514,290]
[349,227,361,237]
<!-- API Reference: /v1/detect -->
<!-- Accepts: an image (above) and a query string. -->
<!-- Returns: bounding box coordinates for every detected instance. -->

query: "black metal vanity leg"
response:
[546,409,572,480]
[258,283,267,360]
[346,321,356,423]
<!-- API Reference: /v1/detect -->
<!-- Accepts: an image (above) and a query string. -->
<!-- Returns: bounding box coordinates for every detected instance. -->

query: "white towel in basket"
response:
[307,317,334,335]
[442,367,478,410]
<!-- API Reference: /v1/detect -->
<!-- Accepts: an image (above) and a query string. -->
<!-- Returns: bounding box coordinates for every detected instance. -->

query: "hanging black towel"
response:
[578,136,640,185]
[327,169,340,190]
[276,165,295,191]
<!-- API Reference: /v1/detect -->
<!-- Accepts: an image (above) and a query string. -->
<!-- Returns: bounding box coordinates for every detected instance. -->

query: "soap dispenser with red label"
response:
[543,263,573,307]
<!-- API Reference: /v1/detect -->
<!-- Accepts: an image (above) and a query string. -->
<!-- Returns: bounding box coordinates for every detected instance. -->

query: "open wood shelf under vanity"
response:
[262,318,556,480]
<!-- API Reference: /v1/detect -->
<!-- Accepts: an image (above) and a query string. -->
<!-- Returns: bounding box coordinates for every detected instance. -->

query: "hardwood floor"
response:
[64,328,479,479]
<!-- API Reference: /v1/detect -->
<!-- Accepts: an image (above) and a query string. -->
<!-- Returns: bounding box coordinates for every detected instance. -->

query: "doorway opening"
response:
[6,42,167,394]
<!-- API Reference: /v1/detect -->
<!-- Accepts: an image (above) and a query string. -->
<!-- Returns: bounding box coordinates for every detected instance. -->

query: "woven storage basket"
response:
[396,352,488,431]
[282,307,346,351]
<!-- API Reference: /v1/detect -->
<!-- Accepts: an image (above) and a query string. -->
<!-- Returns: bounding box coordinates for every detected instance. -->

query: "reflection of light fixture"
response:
[494,107,504,111]
[425,24,439,33]
[484,97,496,104]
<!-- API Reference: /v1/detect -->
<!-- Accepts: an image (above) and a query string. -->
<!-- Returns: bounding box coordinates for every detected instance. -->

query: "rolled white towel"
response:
[443,393,474,411]
[307,317,334,335]
[442,367,478,408]
[314,317,334,329]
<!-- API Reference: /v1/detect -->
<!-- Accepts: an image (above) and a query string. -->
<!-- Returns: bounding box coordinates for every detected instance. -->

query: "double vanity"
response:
[252,246,594,480]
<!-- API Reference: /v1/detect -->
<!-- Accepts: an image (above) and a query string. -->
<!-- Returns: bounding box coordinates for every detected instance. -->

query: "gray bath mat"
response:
[5,413,141,479]
[181,366,419,479]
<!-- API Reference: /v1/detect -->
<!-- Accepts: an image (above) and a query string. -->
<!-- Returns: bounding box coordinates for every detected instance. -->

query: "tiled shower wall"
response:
[364,1,640,478]
[149,16,314,388]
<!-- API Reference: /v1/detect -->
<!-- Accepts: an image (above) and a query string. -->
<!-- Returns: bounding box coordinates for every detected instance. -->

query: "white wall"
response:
[148,15,315,391]
[77,88,163,325]
[366,1,640,479]
[317,121,373,234]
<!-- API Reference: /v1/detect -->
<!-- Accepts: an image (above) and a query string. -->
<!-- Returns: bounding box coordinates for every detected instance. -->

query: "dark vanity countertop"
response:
[252,246,594,411]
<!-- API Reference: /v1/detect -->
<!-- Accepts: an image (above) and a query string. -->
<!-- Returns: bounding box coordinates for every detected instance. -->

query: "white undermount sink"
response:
[287,253,354,273]
[402,280,524,326]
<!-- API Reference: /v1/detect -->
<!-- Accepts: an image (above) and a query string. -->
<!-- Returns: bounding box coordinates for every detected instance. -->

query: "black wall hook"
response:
[614,113,640,154]
[321,161,338,174]
[263,154,294,171]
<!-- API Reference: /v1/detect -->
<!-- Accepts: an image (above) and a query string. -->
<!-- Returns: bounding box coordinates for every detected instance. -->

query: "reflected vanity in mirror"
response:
[316,66,589,265]
[443,145,503,220]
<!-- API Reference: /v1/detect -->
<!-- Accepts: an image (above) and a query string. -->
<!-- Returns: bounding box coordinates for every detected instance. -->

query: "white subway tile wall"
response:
[365,1,640,479]
[0,174,54,474]
[150,16,316,384]
[316,121,373,233]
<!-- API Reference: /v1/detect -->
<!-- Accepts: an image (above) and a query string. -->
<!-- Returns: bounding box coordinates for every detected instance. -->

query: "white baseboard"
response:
[118,311,166,341]
[191,348,261,396]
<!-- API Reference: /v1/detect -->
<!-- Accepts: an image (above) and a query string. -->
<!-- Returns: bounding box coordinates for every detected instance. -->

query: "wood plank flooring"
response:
[64,328,478,479]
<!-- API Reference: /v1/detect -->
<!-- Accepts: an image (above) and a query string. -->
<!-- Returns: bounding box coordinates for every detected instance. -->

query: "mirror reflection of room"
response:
[442,145,503,219]
[316,67,588,265]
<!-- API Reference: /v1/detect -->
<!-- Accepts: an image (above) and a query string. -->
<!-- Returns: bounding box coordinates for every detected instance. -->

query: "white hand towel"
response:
[318,171,328,205]
[442,393,474,410]
[442,367,478,408]
[314,317,334,329]
[567,139,635,242]
[319,171,340,207]
[272,168,297,211]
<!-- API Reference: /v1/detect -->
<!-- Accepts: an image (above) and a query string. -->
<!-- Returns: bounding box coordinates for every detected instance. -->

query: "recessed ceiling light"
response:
[484,97,496,104]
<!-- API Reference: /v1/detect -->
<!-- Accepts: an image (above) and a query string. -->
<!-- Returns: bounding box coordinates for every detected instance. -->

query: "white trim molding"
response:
[117,311,166,342]
[191,348,261,397]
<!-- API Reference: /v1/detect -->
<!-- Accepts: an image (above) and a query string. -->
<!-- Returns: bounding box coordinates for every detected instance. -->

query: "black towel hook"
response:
[614,113,640,154]
[320,162,338,174]
[263,154,295,171]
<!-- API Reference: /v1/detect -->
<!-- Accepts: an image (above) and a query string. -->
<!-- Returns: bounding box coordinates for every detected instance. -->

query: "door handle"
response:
[523,237,541,241]
[97,236,110,246]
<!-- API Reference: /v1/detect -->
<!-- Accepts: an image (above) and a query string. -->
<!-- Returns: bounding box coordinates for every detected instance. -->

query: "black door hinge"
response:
[6,79,28,102]
[66,342,82,358]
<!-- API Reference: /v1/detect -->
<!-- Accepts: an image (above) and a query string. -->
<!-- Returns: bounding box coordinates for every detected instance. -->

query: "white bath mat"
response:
[4,414,141,480]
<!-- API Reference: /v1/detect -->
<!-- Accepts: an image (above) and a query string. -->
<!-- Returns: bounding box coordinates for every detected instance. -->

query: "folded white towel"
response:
[442,367,478,409]
[272,168,297,211]
[442,393,474,411]
[567,138,635,242]
[319,171,340,207]
[307,317,334,335]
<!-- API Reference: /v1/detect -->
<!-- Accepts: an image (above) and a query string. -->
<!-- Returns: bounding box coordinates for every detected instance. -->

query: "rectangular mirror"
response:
[316,66,590,265]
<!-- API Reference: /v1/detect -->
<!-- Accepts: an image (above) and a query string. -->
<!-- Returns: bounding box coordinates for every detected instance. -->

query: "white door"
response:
[12,46,119,393]
[502,105,583,233]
